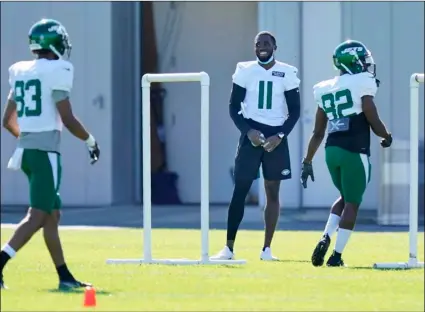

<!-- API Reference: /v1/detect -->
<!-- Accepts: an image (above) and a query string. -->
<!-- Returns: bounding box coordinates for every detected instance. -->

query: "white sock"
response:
[2,244,16,258]
[334,228,352,254]
[323,213,341,238]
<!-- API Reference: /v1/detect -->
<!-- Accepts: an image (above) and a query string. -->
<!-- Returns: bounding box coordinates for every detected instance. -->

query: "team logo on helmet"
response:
[341,46,364,54]
[48,25,67,36]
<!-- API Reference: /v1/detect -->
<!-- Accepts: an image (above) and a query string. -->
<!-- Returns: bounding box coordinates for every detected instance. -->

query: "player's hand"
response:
[380,133,392,148]
[247,129,265,147]
[263,135,282,152]
[87,142,100,165]
[300,159,314,189]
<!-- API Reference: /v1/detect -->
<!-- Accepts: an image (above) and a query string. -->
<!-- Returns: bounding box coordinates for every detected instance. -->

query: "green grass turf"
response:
[0,227,423,311]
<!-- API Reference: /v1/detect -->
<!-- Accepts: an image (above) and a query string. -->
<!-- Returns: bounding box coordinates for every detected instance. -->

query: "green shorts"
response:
[21,149,62,213]
[325,146,371,205]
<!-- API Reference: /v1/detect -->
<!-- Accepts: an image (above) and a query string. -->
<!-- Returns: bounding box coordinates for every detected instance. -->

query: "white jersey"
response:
[8,59,74,133]
[313,72,378,121]
[232,61,300,126]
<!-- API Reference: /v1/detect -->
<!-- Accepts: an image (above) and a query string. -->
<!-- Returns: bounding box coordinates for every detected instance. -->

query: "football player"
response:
[1,19,100,289]
[300,40,392,267]
[211,31,301,261]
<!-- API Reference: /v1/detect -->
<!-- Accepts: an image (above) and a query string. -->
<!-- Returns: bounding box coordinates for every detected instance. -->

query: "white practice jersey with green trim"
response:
[232,61,300,127]
[9,58,74,133]
[313,72,377,120]
[312,72,379,155]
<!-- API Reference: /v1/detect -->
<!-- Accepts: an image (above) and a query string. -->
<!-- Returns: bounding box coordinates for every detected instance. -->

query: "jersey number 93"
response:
[14,79,42,118]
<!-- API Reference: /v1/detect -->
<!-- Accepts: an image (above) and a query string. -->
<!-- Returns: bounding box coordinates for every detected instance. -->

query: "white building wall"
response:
[0,2,113,206]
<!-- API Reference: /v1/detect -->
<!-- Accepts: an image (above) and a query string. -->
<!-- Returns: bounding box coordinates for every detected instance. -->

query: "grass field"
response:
[0,227,424,311]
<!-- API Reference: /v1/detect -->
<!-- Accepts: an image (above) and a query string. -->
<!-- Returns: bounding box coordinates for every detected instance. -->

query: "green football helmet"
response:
[333,40,376,76]
[28,19,72,59]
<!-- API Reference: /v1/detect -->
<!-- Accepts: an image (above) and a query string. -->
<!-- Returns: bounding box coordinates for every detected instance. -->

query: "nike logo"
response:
[63,68,70,71]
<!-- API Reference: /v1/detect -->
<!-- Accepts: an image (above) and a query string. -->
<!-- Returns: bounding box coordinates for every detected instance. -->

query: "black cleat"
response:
[58,279,92,291]
[326,251,346,267]
[311,234,331,267]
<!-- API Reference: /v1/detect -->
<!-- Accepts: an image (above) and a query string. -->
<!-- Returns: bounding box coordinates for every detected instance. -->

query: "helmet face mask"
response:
[333,40,376,77]
[28,19,72,60]
[364,55,376,76]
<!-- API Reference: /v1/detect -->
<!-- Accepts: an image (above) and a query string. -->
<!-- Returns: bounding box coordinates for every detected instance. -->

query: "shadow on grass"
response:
[45,288,112,295]
[277,259,310,264]
[212,265,244,269]
[200,259,311,267]
[346,266,375,271]
[138,263,245,269]
[347,266,408,271]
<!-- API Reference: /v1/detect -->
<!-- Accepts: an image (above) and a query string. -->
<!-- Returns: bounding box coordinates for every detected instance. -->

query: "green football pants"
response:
[325,146,371,205]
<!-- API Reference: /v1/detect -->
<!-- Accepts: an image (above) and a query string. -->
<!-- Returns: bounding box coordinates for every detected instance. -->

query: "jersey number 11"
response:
[258,81,273,110]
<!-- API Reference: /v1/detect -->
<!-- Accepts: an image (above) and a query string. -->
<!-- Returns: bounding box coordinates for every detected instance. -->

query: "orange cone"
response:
[83,286,96,307]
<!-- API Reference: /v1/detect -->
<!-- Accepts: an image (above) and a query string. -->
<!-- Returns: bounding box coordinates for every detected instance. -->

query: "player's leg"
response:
[260,138,291,261]
[324,197,344,237]
[0,207,47,289]
[43,197,92,290]
[0,150,53,288]
[210,135,262,260]
[39,155,68,280]
[40,153,91,289]
[43,209,66,275]
[311,146,344,266]
[327,148,370,267]
[260,180,280,261]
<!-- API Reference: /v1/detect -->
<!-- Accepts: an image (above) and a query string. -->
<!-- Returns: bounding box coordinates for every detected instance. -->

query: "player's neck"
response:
[258,60,276,70]
[257,54,275,70]
[35,54,57,61]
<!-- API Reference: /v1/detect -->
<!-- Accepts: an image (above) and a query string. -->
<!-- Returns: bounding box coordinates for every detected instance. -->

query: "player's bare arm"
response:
[361,95,392,147]
[229,82,264,146]
[304,107,327,163]
[300,107,328,188]
[56,97,91,141]
[56,96,100,163]
[2,90,20,138]
[263,87,301,152]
